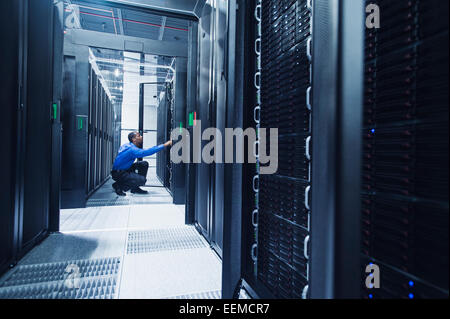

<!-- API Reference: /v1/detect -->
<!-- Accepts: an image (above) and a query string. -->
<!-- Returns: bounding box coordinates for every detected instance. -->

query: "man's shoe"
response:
[131,187,149,194]
[113,183,126,196]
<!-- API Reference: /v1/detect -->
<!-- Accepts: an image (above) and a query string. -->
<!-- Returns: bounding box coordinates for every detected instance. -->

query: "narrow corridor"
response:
[0,177,222,299]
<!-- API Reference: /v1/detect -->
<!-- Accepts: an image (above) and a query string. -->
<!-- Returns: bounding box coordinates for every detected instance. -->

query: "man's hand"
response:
[164,140,173,148]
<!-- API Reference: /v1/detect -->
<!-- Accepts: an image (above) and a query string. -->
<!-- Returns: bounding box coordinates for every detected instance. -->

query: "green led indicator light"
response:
[180,122,183,133]
[78,118,83,130]
[189,112,194,127]
[52,103,57,120]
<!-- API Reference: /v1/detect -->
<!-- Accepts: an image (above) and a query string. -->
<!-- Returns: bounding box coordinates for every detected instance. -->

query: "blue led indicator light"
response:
[371,129,375,133]
[409,293,414,299]
[369,294,373,299]
[409,281,414,287]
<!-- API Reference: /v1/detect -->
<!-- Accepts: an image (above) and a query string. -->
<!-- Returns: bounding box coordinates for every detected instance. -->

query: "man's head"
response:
[128,131,143,148]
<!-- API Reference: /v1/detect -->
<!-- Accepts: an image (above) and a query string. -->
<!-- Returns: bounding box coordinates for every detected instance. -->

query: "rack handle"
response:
[251,244,258,261]
[252,209,259,227]
[307,38,312,61]
[254,4,261,22]
[254,72,261,90]
[253,175,259,193]
[253,141,260,159]
[305,136,311,161]
[254,106,261,124]
[304,235,310,259]
[302,285,309,299]
[306,86,312,111]
[305,185,311,210]
[255,38,261,56]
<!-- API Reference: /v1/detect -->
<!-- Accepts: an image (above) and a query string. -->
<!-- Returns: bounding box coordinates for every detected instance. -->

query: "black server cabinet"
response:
[86,67,115,197]
[237,0,365,299]
[1,0,59,274]
[61,47,88,209]
[171,60,188,205]
[156,85,172,189]
[156,77,187,205]
[210,0,229,257]
[195,2,213,242]
[362,0,449,299]
[193,1,227,252]
[0,0,21,274]
[240,0,313,299]
[156,95,167,186]
[20,0,55,254]
[49,1,64,232]
[185,21,199,225]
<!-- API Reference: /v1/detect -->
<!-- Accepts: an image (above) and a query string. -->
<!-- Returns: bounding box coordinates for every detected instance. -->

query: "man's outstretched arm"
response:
[130,140,172,158]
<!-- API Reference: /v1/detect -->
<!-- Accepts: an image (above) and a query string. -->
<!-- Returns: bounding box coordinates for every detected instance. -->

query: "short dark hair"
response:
[128,132,137,143]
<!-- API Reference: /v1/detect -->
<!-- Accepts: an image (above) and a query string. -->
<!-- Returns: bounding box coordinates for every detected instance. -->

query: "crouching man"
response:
[111,131,172,196]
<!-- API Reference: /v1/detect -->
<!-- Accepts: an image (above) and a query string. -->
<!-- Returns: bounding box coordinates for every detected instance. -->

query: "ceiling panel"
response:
[66,0,189,43]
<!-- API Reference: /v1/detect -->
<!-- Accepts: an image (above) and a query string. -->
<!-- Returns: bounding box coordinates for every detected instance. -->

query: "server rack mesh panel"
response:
[168,82,175,194]
[156,94,165,185]
[255,0,312,299]
[362,0,449,299]
[156,84,173,189]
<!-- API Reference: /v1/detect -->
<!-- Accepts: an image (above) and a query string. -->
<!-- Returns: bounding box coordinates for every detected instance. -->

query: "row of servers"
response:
[86,65,116,196]
[362,0,449,298]
[254,0,312,299]
[156,78,187,206]
[61,41,121,209]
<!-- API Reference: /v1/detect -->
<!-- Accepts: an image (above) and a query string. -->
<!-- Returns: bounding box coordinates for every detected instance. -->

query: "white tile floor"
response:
[0,180,223,299]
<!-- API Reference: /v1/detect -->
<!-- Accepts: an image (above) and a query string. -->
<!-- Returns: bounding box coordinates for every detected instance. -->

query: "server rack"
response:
[172,59,188,205]
[86,65,115,197]
[156,78,187,205]
[255,0,313,299]
[0,0,22,275]
[168,82,176,195]
[239,0,313,299]
[362,0,449,299]
[194,1,214,242]
[192,0,227,254]
[61,45,119,208]
[238,0,365,299]
[19,0,55,256]
[0,0,61,276]
[157,84,173,189]
[157,92,168,187]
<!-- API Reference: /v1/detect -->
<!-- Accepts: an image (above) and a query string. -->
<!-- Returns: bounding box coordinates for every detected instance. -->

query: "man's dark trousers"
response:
[111,161,149,192]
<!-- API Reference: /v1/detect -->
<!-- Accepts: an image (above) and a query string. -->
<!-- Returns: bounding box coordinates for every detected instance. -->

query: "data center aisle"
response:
[0,174,222,299]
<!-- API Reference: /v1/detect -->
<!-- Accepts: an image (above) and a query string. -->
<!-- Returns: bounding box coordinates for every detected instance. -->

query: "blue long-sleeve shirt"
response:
[112,143,165,171]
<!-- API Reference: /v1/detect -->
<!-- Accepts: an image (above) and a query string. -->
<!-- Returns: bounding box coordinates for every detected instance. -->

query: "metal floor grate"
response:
[87,198,131,207]
[0,276,118,299]
[166,290,222,299]
[127,227,207,254]
[87,195,172,207]
[0,257,120,287]
[0,257,121,299]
